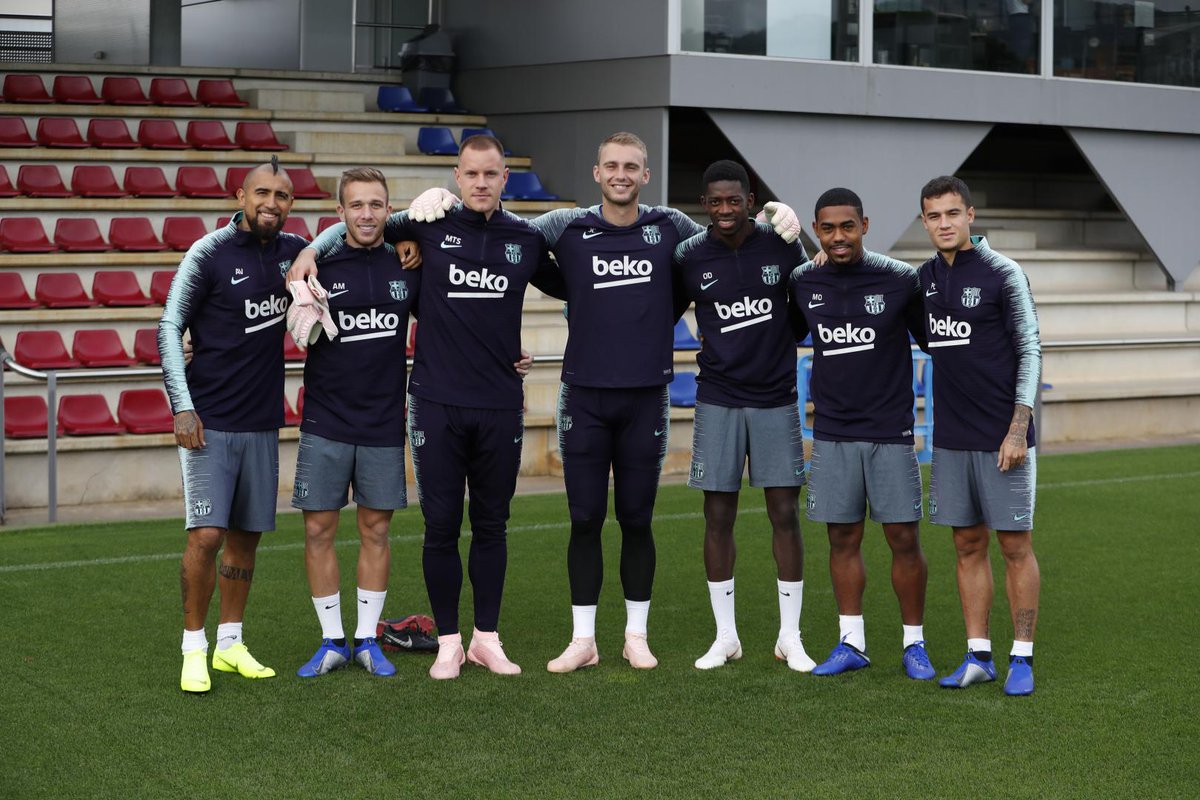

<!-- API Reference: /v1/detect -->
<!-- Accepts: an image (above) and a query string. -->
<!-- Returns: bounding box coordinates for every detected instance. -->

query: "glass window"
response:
[680,0,860,62]
[873,0,1039,73]
[1054,0,1199,87]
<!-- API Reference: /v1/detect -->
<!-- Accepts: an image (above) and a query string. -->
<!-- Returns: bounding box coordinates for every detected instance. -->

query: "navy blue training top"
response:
[919,236,1041,451]
[789,249,925,444]
[311,207,565,411]
[533,205,704,388]
[159,212,307,431]
[300,241,419,447]
[674,222,807,408]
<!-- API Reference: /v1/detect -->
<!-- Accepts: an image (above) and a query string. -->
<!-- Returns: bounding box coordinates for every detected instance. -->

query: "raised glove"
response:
[408,187,459,223]
[757,201,802,244]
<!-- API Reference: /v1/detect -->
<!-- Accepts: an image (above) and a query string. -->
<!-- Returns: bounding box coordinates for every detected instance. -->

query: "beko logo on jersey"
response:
[243,295,288,333]
[592,255,652,289]
[715,297,773,333]
[817,323,876,356]
[928,314,972,347]
[337,308,402,342]
[448,263,507,298]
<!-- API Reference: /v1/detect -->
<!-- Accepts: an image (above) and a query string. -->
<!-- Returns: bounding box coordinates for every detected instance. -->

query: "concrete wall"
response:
[54,0,151,65]
[180,0,352,72]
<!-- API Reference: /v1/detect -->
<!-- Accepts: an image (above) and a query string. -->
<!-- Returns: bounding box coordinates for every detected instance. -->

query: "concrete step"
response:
[1042,337,1200,383]
[893,208,1145,250]
[246,87,364,113]
[1034,292,1200,337]
[889,246,1163,293]
[278,129,406,158]
[1040,378,1200,445]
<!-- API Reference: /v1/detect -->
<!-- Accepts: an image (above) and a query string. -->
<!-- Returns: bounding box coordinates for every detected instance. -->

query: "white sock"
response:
[181,628,208,655]
[706,578,737,640]
[777,579,804,639]
[313,592,345,640]
[968,637,992,654]
[355,587,387,641]
[215,622,242,651]
[625,599,650,634]
[839,615,866,652]
[1011,640,1034,658]
[571,605,597,639]
[902,624,925,648]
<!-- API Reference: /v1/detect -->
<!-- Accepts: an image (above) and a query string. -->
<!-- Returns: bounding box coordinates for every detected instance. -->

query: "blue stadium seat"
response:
[376,85,427,112]
[417,126,459,155]
[418,87,468,114]
[795,354,814,439]
[461,127,511,155]
[911,350,934,463]
[673,319,701,350]
[502,171,558,201]
[668,372,698,408]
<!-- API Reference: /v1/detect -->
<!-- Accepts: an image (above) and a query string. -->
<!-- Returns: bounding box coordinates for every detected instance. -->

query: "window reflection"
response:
[873,0,1039,72]
[680,0,860,61]
[1055,0,1199,87]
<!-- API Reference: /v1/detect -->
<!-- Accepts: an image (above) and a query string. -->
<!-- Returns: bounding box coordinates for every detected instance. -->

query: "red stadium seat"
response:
[316,216,341,234]
[216,216,232,229]
[0,116,36,147]
[92,270,152,306]
[0,165,18,198]
[177,166,227,198]
[3,74,52,103]
[133,328,161,365]
[186,120,236,150]
[162,216,207,250]
[16,165,71,198]
[109,217,166,252]
[283,395,301,426]
[137,118,188,149]
[72,329,136,367]
[283,334,305,362]
[35,117,88,148]
[35,273,95,307]
[15,330,80,369]
[71,165,127,198]
[1,217,57,252]
[224,166,251,196]
[59,394,126,435]
[52,75,102,104]
[149,78,199,106]
[55,218,113,252]
[197,79,248,108]
[234,121,287,151]
[123,166,177,197]
[297,386,305,416]
[283,217,312,239]
[4,396,62,439]
[406,321,417,357]
[0,272,39,309]
[100,76,151,105]
[117,388,175,433]
[86,118,136,148]
[150,270,175,304]
[289,167,331,199]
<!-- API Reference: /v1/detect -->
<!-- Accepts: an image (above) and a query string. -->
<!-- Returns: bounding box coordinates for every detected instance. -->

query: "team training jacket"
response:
[310,207,565,411]
[533,205,704,388]
[789,249,926,444]
[159,213,307,431]
[674,221,808,408]
[919,236,1042,451]
[300,241,419,447]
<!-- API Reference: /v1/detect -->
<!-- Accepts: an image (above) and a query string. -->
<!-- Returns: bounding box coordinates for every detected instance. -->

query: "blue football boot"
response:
[353,637,397,677]
[296,638,351,678]
[902,641,936,681]
[811,639,871,676]
[1004,655,1035,696]
[938,651,996,688]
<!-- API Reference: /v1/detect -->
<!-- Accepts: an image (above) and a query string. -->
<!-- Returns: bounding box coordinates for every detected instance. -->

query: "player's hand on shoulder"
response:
[174,410,205,450]
[182,337,193,365]
[396,240,422,270]
[409,187,459,222]
[286,249,319,283]
[810,249,829,267]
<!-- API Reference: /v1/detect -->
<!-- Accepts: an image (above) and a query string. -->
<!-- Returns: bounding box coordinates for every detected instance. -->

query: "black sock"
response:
[333,638,346,647]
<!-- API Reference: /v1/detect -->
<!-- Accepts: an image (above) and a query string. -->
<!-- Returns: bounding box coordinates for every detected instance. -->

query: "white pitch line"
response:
[1,472,1196,574]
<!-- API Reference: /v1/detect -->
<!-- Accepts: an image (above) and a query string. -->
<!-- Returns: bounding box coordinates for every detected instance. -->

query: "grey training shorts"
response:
[929,447,1036,531]
[291,431,408,512]
[688,401,806,492]
[180,428,279,532]
[805,439,923,524]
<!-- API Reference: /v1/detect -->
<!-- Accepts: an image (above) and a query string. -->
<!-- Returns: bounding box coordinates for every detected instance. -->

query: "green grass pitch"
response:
[1,445,1197,799]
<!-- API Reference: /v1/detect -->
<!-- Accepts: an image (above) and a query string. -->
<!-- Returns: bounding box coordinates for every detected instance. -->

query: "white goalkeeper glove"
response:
[408,187,459,223]
[757,201,802,244]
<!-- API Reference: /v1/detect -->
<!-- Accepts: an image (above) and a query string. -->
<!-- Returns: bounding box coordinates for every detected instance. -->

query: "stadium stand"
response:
[148,77,199,106]
[503,171,558,200]
[4,396,61,438]
[673,319,701,350]
[117,388,175,433]
[461,127,511,154]
[100,76,151,105]
[234,121,287,151]
[376,84,426,112]
[58,394,126,435]
[196,79,248,108]
[283,335,305,361]
[0,166,18,197]
[176,166,228,198]
[3,73,52,103]
[52,75,102,104]
[14,330,80,369]
[54,218,113,252]
[0,272,39,308]
[186,120,237,150]
[71,165,127,197]
[149,270,175,304]
[108,218,167,251]
[1,217,57,251]
[282,217,312,239]
[92,270,152,306]
[0,116,36,146]
[133,328,161,365]
[137,119,188,149]
[417,126,459,155]
[36,117,89,148]
[72,329,136,367]
[161,216,206,250]
[16,165,71,197]
[418,87,468,114]
[407,321,417,357]
[225,165,328,198]
[283,395,301,426]
[316,216,340,234]
[668,371,698,407]
[123,166,177,197]
[35,273,96,307]
[86,118,137,148]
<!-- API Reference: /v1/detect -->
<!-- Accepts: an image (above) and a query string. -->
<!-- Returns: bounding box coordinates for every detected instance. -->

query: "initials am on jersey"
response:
[592,254,653,290]
[716,296,773,333]
[447,263,508,299]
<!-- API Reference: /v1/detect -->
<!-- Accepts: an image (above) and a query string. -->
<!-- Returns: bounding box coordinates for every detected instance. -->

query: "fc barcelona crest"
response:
[410,430,425,448]
[559,414,573,433]
[961,287,981,308]
[864,294,885,315]
[278,260,293,277]
[192,498,212,517]
[642,225,661,245]
[761,265,781,286]
[504,243,522,264]
[389,280,408,301]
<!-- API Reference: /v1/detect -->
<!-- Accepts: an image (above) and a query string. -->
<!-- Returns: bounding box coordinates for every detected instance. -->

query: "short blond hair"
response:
[337,166,389,207]
[597,131,648,166]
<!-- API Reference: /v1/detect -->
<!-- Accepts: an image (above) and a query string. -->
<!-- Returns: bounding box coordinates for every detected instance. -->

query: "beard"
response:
[245,212,282,240]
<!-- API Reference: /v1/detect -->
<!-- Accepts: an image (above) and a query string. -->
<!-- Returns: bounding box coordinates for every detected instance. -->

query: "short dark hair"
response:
[814,187,864,220]
[460,133,506,160]
[920,175,972,211]
[701,160,751,194]
[338,166,389,207]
